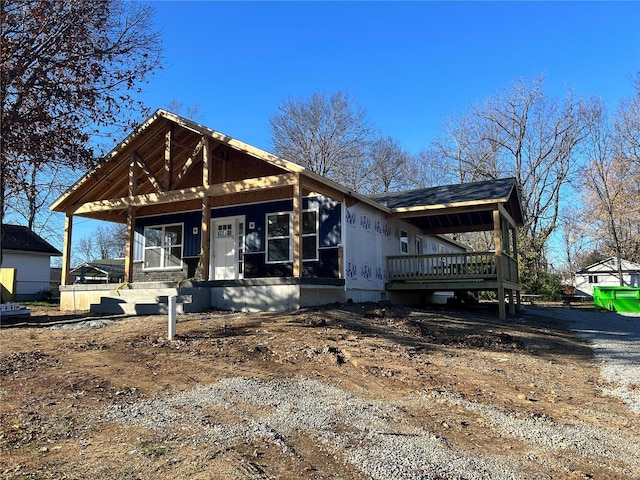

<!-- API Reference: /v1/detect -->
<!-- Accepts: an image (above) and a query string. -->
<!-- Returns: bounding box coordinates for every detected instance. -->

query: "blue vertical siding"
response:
[134,196,342,259]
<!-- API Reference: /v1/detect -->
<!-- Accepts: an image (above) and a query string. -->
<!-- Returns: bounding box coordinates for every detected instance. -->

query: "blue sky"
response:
[140,0,640,155]
[68,0,640,259]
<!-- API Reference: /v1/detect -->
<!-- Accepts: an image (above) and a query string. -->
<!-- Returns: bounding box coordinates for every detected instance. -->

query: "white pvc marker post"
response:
[168,295,177,340]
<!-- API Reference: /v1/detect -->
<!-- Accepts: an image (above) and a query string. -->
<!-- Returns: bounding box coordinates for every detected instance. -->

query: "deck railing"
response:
[386,251,519,284]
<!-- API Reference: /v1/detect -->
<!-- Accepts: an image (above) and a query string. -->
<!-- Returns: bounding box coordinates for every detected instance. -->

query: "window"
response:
[400,230,409,253]
[143,224,183,269]
[266,211,319,263]
[303,210,318,261]
[217,223,232,237]
[415,236,423,255]
[588,275,599,284]
[267,213,291,262]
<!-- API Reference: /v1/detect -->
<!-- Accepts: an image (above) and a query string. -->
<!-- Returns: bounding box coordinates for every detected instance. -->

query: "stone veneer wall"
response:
[132,259,200,283]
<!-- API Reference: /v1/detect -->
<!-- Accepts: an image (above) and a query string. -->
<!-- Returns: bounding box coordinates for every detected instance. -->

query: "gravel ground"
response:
[527,306,640,414]
[100,302,640,480]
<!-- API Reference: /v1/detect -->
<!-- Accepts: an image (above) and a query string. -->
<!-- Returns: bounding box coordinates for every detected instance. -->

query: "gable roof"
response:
[1,224,62,255]
[50,109,384,222]
[577,257,640,274]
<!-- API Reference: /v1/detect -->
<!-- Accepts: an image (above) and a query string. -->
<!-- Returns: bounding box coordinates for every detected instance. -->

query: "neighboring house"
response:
[1,224,62,301]
[51,109,524,318]
[69,259,126,284]
[575,257,640,297]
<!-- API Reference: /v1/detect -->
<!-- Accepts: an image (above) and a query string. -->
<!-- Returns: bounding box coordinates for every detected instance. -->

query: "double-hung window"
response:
[143,224,183,269]
[302,210,318,261]
[267,213,291,263]
[266,210,319,263]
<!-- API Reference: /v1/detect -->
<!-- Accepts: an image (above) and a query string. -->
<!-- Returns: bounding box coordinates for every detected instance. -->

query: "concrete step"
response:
[90,293,192,316]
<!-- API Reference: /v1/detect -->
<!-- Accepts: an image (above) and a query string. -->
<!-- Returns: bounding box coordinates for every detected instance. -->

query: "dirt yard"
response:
[1,302,639,479]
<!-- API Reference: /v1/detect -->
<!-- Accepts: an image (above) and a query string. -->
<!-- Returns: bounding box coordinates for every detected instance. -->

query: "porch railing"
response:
[386,251,519,284]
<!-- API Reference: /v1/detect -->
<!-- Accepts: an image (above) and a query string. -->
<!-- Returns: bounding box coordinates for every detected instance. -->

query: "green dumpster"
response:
[593,286,640,313]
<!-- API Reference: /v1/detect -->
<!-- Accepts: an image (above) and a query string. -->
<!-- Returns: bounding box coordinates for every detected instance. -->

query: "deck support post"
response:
[61,214,73,285]
[494,209,506,320]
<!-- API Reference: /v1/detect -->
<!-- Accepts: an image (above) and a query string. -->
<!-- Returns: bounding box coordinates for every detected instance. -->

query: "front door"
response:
[211,217,244,280]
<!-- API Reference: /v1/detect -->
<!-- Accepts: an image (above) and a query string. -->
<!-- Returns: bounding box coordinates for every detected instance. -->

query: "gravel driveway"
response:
[527,305,640,414]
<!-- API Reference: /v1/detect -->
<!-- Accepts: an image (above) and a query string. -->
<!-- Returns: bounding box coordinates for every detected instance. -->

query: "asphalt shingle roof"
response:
[369,177,518,209]
[1,224,62,255]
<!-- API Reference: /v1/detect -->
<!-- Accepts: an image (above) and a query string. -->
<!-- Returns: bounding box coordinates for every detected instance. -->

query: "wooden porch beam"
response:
[392,199,502,217]
[71,173,298,215]
[134,151,164,194]
[300,177,347,203]
[174,136,205,188]
[392,203,496,219]
[497,203,516,229]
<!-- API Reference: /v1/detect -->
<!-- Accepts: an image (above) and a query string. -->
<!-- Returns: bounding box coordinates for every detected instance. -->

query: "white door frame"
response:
[209,215,245,280]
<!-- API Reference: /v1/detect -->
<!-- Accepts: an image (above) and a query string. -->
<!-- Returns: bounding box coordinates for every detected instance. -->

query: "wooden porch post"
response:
[200,138,212,280]
[124,207,135,283]
[513,224,522,311]
[61,214,73,285]
[124,153,137,283]
[292,176,302,278]
[493,209,506,320]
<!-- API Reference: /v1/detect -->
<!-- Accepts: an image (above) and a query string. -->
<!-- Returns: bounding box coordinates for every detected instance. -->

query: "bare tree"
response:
[269,91,373,191]
[409,149,456,189]
[3,160,75,237]
[558,205,591,283]
[1,0,163,232]
[613,71,640,166]
[74,223,127,266]
[75,237,95,266]
[164,99,203,122]
[365,136,413,194]
[432,76,597,291]
[583,122,640,277]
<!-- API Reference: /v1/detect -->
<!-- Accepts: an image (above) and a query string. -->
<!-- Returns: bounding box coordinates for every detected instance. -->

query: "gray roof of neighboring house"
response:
[1,224,62,255]
[576,257,640,274]
[70,260,125,277]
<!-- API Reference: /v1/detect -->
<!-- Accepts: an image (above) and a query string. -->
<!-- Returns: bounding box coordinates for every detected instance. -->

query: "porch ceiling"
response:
[403,207,497,234]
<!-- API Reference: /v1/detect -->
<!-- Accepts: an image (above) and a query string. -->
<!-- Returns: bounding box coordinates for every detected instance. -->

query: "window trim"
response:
[415,235,424,255]
[266,211,292,264]
[142,222,184,271]
[400,229,409,254]
[302,209,319,262]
